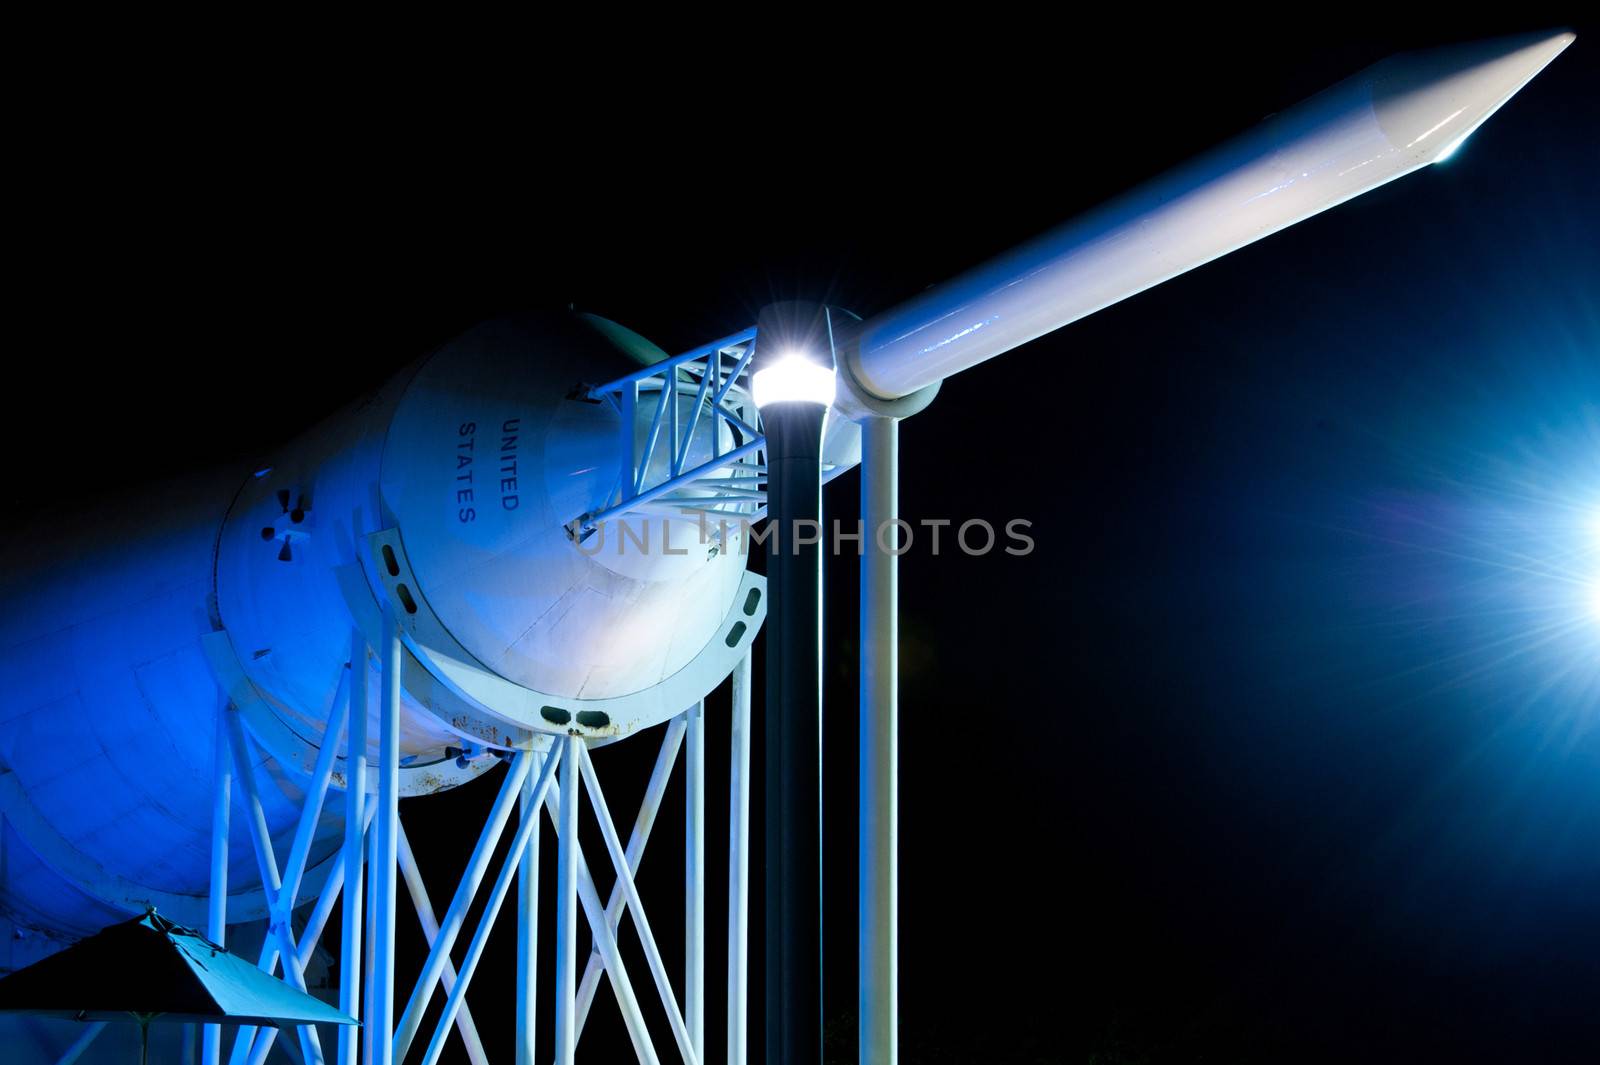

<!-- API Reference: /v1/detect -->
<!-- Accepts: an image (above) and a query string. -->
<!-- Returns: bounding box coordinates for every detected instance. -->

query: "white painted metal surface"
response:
[392,752,534,1061]
[395,823,489,1065]
[336,631,367,1065]
[553,737,581,1065]
[0,309,758,948]
[416,750,561,1065]
[377,319,749,712]
[859,416,899,1065]
[203,714,231,1065]
[684,701,706,1061]
[850,31,1576,400]
[727,655,753,1065]
[369,608,401,1065]
[515,760,540,1065]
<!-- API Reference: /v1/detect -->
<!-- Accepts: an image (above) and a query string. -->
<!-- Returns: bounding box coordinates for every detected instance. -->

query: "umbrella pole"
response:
[130,1012,162,1065]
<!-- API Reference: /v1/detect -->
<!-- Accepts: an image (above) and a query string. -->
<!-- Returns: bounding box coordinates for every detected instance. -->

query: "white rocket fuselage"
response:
[0,312,755,943]
[848,31,1576,401]
[0,30,1573,958]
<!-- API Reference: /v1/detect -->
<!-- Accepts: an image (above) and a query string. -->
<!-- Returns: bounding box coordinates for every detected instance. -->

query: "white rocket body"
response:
[0,312,758,944]
[0,31,1573,970]
[847,31,1576,401]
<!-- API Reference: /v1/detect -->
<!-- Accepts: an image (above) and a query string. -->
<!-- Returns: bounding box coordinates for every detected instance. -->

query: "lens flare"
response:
[752,353,836,408]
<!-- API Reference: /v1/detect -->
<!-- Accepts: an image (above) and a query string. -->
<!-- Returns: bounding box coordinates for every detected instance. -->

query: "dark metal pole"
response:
[858,414,898,1065]
[757,301,831,1065]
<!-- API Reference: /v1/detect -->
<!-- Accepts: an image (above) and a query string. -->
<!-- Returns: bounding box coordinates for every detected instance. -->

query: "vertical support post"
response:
[620,381,638,506]
[543,784,661,1065]
[755,300,831,1065]
[395,825,491,1065]
[370,606,402,1065]
[859,415,899,1065]
[223,708,326,1065]
[204,709,231,1065]
[573,719,687,1036]
[363,820,378,1065]
[241,685,348,1065]
[392,754,533,1062]
[576,748,698,1065]
[417,749,564,1065]
[299,802,378,975]
[727,655,752,1065]
[553,734,582,1065]
[710,347,722,461]
[242,678,348,1065]
[339,631,369,1065]
[685,700,706,1060]
[516,751,541,1065]
[668,371,681,476]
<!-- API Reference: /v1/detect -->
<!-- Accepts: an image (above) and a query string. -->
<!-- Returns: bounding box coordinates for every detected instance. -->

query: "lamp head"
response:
[752,301,836,410]
[753,351,836,408]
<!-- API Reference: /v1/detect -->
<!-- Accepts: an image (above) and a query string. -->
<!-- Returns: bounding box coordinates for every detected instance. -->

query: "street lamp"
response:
[752,302,834,1065]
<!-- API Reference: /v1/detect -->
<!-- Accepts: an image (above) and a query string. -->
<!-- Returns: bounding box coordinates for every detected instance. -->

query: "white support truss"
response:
[567,328,769,546]
[205,648,755,1065]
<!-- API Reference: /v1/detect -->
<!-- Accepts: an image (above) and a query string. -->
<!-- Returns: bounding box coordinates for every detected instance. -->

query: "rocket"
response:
[844,31,1576,403]
[0,27,1575,1058]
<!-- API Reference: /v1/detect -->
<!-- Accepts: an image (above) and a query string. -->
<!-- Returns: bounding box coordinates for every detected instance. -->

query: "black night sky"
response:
[10,16,1600,1064]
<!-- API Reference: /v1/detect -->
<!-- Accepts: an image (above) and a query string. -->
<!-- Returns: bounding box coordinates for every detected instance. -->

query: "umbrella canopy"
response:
[0,910,356,1028]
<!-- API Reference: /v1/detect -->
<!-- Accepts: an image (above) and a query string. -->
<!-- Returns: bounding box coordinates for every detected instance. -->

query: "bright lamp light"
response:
[752,352,836,408]
[1584,510,1600,620]
[1432,128,1474,163]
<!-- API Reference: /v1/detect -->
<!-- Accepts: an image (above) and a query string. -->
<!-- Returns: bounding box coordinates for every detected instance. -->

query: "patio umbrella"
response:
[0,909,356,1063]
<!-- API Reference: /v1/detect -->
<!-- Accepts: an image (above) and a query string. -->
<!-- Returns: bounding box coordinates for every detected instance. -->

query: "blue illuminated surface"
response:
[1432,128,1474,162]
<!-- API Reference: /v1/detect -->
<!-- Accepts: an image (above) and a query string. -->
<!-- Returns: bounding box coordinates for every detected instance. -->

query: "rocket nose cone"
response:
[1369,29,1575,163]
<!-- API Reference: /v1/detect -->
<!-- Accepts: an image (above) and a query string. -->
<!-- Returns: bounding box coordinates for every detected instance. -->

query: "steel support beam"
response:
[338,631,367,1065]
[579,746,699,1065]
[553,735,582,1065]
[243,802,374,1065]
[727,654,752,1065]
[574,717,687,1036]
[418,749,563,1065]
[223,707,325,1065]
[392,752,534,1062]
[684,701,706,1061]
[516,752,540,1065]
[545,776,661,1065]
[242,682,349,1065]
[204,709,231,1065]
[396,824,490,1065]
[302,801,376,975]
[370,606,402,1065]
[363,820,378,1065]
[859,415,899,1065]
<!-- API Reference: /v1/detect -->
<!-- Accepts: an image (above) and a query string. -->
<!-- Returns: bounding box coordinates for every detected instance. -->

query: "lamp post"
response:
[832,328,940,1065]
[753,300,835,1065]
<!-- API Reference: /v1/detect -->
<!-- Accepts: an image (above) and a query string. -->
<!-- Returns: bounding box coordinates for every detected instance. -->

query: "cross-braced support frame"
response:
[204,615,754,1065]
[567,328,769,546]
